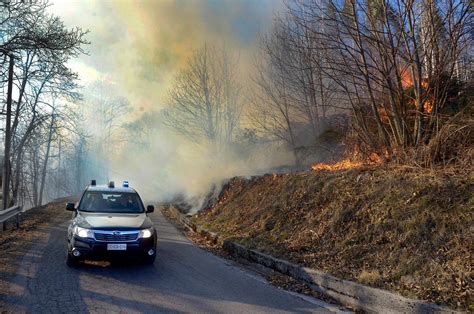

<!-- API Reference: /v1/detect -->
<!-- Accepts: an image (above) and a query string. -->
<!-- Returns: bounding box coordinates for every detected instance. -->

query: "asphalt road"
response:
[0,210,339,313]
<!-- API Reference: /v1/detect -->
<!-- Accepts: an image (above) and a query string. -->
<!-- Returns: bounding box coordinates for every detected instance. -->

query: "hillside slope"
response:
[194,166,473,310]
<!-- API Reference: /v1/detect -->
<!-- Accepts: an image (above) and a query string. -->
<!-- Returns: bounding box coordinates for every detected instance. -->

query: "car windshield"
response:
[78,191,145,213]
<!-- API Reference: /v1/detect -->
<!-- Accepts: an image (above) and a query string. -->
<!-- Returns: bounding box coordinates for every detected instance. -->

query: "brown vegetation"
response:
[194,165,473,310]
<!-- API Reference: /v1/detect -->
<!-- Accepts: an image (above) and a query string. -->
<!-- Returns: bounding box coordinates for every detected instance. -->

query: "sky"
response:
[49,0,282,114]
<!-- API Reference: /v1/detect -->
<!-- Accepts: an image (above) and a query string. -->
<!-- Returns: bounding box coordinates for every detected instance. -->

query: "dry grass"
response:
[358,270,382,286]
[391,116,474,169]
[421,118,473,167]
[194,165,473,311]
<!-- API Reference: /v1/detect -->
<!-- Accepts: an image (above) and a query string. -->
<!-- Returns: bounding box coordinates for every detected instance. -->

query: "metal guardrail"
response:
[0,205,22,231]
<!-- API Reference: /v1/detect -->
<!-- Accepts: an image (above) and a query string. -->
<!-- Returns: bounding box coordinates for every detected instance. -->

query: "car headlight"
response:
[74,226,94,238]
[139,228,153,238]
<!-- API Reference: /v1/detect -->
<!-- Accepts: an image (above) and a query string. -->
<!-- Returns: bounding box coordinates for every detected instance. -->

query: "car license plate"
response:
[107,243,127,250]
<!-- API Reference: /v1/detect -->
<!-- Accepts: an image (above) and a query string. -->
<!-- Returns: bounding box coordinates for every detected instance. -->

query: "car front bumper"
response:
[69,235,156,259]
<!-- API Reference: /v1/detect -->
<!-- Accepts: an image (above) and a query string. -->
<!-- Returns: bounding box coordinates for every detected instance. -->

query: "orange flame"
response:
[424,99,433,113]
[311,159,362,171]
[400,68,433,114]
[400,68,429,90]
[311,152,386,172]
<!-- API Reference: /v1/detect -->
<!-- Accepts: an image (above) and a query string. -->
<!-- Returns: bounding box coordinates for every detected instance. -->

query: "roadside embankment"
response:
[190,166,472,311]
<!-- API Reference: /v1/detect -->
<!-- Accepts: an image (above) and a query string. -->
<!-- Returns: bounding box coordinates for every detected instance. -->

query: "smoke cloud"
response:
[49,0,290,207]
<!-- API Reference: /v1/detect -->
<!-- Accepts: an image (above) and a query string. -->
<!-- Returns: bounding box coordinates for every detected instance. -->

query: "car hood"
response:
[76,212,152,229]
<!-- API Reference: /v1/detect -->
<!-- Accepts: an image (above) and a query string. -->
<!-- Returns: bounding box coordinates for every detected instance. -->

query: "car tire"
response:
[143,253,156,265]
[66,252,79,268]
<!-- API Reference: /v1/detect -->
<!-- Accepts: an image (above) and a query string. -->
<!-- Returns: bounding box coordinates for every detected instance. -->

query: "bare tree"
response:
[0,1,88,207]
[250,9,340,165]
[249,27,302,165]
[163,44,243,152]
[282,0,472,158]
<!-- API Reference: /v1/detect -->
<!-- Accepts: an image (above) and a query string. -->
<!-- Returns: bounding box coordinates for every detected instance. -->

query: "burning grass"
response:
[310,150,384,172]
[311,159,362,171]
[194,165,473,311]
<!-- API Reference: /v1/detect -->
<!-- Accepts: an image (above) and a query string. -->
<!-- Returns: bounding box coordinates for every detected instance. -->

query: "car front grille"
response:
[93,231,139,242]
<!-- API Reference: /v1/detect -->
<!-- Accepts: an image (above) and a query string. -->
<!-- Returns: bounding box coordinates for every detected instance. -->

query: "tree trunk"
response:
[38,109,55,206]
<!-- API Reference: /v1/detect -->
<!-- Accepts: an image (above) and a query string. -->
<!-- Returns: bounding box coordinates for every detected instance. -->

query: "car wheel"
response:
[143,253,156,265]
[66,252,80,268]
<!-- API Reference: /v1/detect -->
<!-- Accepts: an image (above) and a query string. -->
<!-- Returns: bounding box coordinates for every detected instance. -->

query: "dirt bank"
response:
[194,166,473,310]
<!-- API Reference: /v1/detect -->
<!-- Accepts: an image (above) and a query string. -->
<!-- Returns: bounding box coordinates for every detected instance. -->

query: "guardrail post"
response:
[0,205,22,231]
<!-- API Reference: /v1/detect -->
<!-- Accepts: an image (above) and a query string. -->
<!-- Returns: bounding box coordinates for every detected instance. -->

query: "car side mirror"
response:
[146,205,154,213]
[66,203,76,211]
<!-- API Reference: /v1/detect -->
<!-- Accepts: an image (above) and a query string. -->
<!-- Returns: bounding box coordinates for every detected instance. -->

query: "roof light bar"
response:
[123,181,129,188]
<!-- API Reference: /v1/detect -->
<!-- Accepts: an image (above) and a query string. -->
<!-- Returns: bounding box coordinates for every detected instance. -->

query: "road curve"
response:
[1,209,335,313]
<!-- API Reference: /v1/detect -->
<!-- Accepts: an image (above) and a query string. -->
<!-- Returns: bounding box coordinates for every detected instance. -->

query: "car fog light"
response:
[72,250,81,257]
[147,249,155,256]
